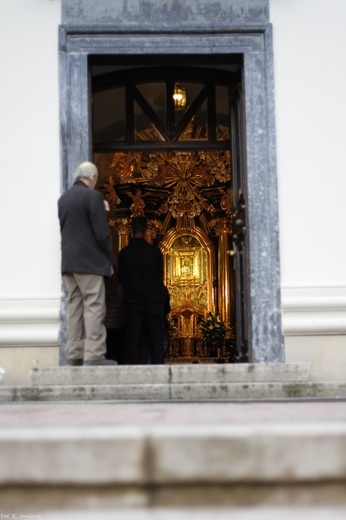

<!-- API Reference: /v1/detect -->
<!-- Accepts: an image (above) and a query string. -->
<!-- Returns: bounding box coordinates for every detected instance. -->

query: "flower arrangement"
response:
[198,312,229,344]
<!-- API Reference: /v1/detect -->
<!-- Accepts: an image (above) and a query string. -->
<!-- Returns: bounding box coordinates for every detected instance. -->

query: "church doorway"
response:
[90,55,248,363]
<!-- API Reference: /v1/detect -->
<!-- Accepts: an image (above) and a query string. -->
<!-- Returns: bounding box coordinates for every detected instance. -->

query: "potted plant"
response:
[198,312,229,356]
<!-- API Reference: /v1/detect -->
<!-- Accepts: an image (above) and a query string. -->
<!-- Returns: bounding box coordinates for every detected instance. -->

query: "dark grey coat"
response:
[118,237,164,304]
[58,180,114,277]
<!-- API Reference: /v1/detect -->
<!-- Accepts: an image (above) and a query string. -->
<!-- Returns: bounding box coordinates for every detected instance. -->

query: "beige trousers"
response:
[63,273,107,361]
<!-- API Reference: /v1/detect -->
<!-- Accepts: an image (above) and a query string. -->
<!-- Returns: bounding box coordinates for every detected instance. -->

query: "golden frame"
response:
[160,225,215,314]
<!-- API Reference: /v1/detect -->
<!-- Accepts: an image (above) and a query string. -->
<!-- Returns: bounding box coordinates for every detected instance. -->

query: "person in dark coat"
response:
[118,216,165,364]
[58,161,117,366]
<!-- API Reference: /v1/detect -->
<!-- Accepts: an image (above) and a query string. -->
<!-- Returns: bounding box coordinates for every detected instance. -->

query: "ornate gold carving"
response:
[109,218,131,250]
[100,148,234,357]
[102,176,121,210]
[209,217,233,236]
[127,188,151,217]
[110,218,131,235]
[165,234,208,310]
[219,187,233,217]
[146,219,163,240]
[110,152,142,183]
[168,284,208,310]
[110,150,230,220]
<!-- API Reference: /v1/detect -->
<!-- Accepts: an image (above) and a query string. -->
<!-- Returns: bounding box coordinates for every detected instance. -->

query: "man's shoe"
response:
[66,358,83,366]
[84,359,118,366]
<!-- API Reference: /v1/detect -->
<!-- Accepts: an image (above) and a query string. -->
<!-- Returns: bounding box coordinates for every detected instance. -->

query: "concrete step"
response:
[2,422,346,510]
[2,362,346,402]
[4,363,346,402]
[30,363,311,386]
[1,380,346,402]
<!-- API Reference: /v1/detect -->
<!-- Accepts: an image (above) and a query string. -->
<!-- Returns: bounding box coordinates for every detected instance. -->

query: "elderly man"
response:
[58,161,117,366]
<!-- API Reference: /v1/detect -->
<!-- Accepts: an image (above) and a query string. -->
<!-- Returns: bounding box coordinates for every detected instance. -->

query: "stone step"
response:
[1,381,346,402]
[30,363,311,386]
[5,363,345,403]
[2,422,346,509]
[2,422,346,484]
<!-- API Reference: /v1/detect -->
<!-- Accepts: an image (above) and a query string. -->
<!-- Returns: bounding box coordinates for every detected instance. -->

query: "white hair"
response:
[74,161,98,181]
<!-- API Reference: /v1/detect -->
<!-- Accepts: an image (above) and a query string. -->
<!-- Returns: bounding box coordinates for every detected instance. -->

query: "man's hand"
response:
[110,266,114,276]
[104,200,110,212]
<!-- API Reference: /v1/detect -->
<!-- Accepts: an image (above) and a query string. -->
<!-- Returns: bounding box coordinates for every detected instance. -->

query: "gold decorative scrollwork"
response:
[165,234,208,310]
[109,150,230,220]
[102,176,121,210]
[209,217,233,237]
[219,187,233,217]
[146,219,163,240]
[96,147,235,359]
[127,188,151,217]
[110,218,131,234]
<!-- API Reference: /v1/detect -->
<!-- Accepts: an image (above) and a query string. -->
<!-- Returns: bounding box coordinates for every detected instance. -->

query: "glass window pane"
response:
[93,87,125,142]
[178,99,208,141]
[134,101,166,142]
[216,86,229,141]
[137,83,167,125]
[174,83,204,126]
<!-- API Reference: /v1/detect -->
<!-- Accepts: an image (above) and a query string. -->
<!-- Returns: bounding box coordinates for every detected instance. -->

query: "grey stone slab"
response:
[2,401,346,429]
[30,365,171,386]
[2,423,346,485]
[63,31,266,55]
[150,423,346,483]
[170,382,346,401]
[169,363,310,384]
[2,381,346,402]
[0,384,170,402]
[61,0,269,27]
[30,363,310,387]
[0,426,146,485]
